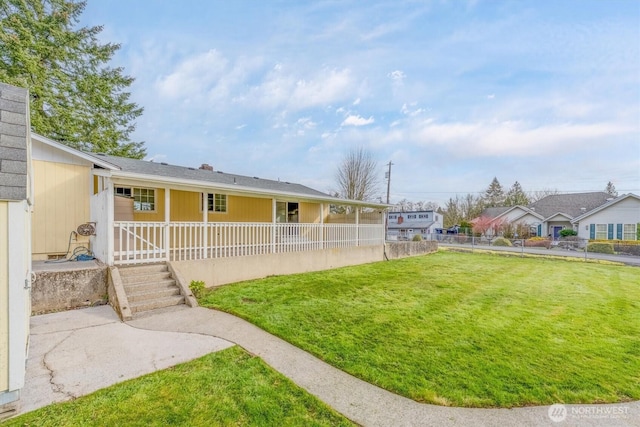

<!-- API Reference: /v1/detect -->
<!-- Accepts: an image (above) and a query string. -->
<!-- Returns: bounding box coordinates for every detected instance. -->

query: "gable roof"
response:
[32,133,119,170]
[571,193,640,223]
[528,192,613,219]
[32,132,388,208]
[92,153,389,208]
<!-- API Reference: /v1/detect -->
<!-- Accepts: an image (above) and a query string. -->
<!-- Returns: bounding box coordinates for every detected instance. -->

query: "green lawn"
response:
[200,251,640,408]
[5,347,354,427]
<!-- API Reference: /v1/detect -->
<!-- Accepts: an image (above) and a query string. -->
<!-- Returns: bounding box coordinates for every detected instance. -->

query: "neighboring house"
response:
[477,192,640,241]
[30,133,388,284]
[571,193,640,241]
[0,83,32,417]
[386,210,443,241]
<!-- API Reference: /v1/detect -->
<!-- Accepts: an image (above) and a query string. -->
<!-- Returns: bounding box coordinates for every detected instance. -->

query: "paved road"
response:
[16,305,640,427]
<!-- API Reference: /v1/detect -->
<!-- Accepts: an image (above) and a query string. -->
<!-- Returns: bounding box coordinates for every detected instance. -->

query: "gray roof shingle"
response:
[92,153,334,199]
[528,192,612,219]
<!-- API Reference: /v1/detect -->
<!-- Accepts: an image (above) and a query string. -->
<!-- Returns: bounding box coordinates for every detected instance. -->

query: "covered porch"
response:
[90,173,386,266]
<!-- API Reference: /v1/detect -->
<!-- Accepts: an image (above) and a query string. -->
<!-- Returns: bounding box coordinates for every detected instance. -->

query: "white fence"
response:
[113,222,385,264]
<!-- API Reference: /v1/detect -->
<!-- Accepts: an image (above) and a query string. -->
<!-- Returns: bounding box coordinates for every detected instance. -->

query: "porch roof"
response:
[92,153,389,209]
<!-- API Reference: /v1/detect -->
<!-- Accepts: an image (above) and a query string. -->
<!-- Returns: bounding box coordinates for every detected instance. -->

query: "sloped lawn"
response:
[200,251,640,408]
[5,347,354,427]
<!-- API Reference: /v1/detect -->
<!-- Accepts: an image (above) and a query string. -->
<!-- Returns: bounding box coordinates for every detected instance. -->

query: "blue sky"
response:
[80,0,640,206]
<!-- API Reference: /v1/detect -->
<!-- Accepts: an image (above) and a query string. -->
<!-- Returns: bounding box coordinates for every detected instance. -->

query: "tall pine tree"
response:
[504,181,530,206]
[483,177,505,207]
[0,0,145,158]
[604,181,618,197]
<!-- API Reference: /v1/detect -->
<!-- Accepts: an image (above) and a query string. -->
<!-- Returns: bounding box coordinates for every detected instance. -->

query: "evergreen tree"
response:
[0,0,145,158]
[504,181,530,206]
[604,181,618,197]
[483,177,505,207]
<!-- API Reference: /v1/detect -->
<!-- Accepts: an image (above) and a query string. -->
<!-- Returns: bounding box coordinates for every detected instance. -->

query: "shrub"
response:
[524,238,551,249]
[412,234,423,241]
[587,242,614,254]
[189,280,206,298]
[492,237,513,247]
[559,229,577,237]
[613,243,640,256]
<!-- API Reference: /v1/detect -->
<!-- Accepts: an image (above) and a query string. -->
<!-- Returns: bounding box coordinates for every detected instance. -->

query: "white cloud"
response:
[155,49,229,99]
[341,114,375,126]
[388,70,406,82]
[353,97,361,105]
[410,119,633,156]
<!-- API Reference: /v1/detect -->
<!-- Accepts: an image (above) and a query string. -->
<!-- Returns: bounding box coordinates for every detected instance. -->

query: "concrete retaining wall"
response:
[171,245,384,288]
[385,241,438,259]
[31,262,108,314]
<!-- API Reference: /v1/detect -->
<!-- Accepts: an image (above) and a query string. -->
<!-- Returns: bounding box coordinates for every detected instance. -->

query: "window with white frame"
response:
[595,224,607,240]
[115,186,155,211]
[202,193,227,213]
[623,224,636,240]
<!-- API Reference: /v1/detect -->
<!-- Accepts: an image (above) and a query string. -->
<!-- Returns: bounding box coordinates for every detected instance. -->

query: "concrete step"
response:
[123,279,177,294]
[119,263,168,276]
[130,295,185,314]
[127,287,181,303]
[120,271,172,285]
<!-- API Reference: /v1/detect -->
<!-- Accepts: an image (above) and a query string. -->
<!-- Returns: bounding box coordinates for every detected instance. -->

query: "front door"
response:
[276,202,299,223]
[552,226,563,240]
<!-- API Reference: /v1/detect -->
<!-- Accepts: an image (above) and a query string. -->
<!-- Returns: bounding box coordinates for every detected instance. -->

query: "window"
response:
[595,224,607,240]
[203,193,227,213]
[623,224,636,240]
[115,186,155,211]
[115,187,131,197]
[133,188,155,211]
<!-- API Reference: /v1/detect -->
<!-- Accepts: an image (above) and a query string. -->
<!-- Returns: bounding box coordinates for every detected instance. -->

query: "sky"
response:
[79,0,640,207]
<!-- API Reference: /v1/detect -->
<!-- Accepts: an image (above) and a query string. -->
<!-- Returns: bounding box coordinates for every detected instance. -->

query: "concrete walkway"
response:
[18,305,639,426]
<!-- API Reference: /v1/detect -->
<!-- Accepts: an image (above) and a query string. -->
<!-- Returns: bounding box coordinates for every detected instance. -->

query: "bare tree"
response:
[335,147,380,210]
[529,188,559,202]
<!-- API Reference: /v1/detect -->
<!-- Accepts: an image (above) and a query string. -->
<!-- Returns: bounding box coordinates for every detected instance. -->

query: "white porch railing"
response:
[113,222,384,264]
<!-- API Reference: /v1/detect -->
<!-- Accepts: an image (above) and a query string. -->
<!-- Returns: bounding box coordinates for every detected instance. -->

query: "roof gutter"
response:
[94,169,390,209]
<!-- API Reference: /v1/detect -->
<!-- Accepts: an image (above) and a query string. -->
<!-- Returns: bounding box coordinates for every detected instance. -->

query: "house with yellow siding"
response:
[29,133,387,286]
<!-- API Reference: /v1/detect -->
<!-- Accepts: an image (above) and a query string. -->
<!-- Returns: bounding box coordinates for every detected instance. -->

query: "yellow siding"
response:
[169,191,273,223]
[132,188,165,222]
[32,161,90,259]
[300,202,322,223]
[216,195,271,222]
[0,202,8,391]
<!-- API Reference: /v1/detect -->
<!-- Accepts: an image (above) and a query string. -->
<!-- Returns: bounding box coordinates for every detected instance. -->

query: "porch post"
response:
[106,179,114,266]
[164,187,170,261]
[202,192,208,259]
[355,208,360,246]
[320,203,324,249]
[271,198,276,254]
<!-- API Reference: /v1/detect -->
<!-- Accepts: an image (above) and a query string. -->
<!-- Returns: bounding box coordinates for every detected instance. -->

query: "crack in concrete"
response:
[41,331,77,401]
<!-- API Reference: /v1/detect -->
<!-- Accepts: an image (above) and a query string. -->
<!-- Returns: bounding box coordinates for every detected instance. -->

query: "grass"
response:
[5,346,354,427]
[199,251,640,408]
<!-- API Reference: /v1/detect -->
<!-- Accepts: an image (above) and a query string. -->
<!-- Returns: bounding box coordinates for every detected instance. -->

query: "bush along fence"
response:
[432,233,640,258]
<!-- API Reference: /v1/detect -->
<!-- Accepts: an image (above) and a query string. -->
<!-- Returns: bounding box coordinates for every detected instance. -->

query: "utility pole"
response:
[385,161,393,204]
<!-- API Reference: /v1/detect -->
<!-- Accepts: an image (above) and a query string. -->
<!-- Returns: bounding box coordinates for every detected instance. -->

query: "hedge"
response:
[586,242,614,254]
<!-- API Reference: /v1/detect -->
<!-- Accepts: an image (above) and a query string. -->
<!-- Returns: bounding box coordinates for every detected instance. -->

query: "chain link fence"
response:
[429,233,640,258]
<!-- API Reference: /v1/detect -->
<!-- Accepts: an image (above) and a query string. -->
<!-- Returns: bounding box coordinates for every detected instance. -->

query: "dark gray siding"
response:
[0,83,29,201]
